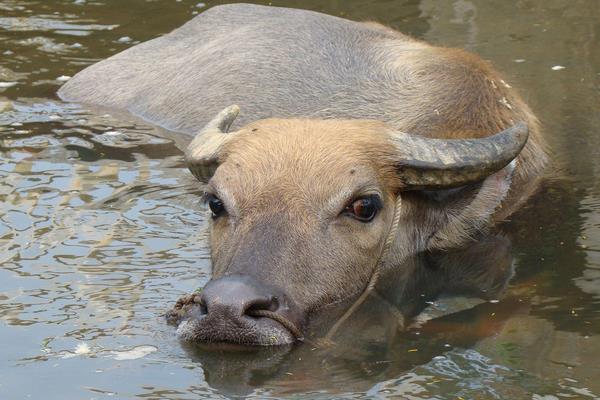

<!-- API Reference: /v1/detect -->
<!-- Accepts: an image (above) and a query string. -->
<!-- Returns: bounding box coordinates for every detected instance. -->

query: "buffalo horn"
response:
[185,105,240,182]
[389,122,528,189]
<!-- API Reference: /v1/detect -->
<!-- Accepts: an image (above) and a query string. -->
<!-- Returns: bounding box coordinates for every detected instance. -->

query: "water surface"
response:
[1,0,600,399]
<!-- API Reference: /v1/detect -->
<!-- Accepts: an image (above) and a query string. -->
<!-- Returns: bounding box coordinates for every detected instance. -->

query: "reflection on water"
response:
[1,0,599,399]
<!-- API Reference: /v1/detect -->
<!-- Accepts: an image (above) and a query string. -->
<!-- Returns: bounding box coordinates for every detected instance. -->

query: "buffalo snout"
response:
[173,276,304,346]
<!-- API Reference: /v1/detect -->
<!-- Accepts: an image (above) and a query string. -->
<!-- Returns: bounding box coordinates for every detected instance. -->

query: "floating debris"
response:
[117,36,132,44]
[75,342,91,355]
[513,59,526,63]
[56,75,71,82]
[60,342,95,358]
[552,65,566,71]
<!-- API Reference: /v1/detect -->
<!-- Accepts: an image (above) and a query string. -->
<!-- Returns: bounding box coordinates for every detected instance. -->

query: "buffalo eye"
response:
[344,195,382,222]
[206,194,226,218]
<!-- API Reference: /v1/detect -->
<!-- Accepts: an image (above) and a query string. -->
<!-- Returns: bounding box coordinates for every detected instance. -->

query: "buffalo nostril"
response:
[190,276,305,342]
[192,294,208,315]
[244,296,279,317]
[243,296,304,340]
[199,300,208,315]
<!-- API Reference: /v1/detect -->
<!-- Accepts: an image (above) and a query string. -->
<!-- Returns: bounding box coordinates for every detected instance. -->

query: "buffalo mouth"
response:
[166,293,299,346]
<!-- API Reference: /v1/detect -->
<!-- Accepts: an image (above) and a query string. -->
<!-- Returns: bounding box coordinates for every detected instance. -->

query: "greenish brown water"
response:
[1,0,600,398]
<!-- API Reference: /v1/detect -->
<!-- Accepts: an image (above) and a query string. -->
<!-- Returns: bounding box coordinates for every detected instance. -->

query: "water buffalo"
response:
[58,3,548,345]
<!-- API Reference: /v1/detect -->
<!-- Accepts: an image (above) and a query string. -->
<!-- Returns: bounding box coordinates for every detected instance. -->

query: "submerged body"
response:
[59,3,547,345]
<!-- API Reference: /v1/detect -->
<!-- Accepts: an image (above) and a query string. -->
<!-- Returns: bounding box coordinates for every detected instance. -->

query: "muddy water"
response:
[1,0,599,399]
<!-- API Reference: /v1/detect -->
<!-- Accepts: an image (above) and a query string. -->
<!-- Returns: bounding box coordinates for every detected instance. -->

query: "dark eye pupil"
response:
[208,196,225,217]
[348,197,378,222]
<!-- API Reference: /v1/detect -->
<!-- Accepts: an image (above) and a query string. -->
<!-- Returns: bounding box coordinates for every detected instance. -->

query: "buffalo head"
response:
[172,105,527,345]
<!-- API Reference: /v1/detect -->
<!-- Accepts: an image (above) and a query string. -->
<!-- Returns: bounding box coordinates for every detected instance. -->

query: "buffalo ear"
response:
[384,123,527,252]
[424,161,517,250]
[185,105,240,182]
[388,122,528,190]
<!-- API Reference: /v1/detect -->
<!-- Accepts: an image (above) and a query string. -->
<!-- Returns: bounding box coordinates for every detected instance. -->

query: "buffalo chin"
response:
[175,313,296,346]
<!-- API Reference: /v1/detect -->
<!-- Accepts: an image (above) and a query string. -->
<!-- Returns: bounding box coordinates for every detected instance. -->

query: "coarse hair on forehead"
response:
[213,118,401,195]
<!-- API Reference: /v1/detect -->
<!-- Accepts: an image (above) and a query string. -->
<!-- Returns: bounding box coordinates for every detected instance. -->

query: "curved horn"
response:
[390,122,528,190]
[185,105,240,182]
